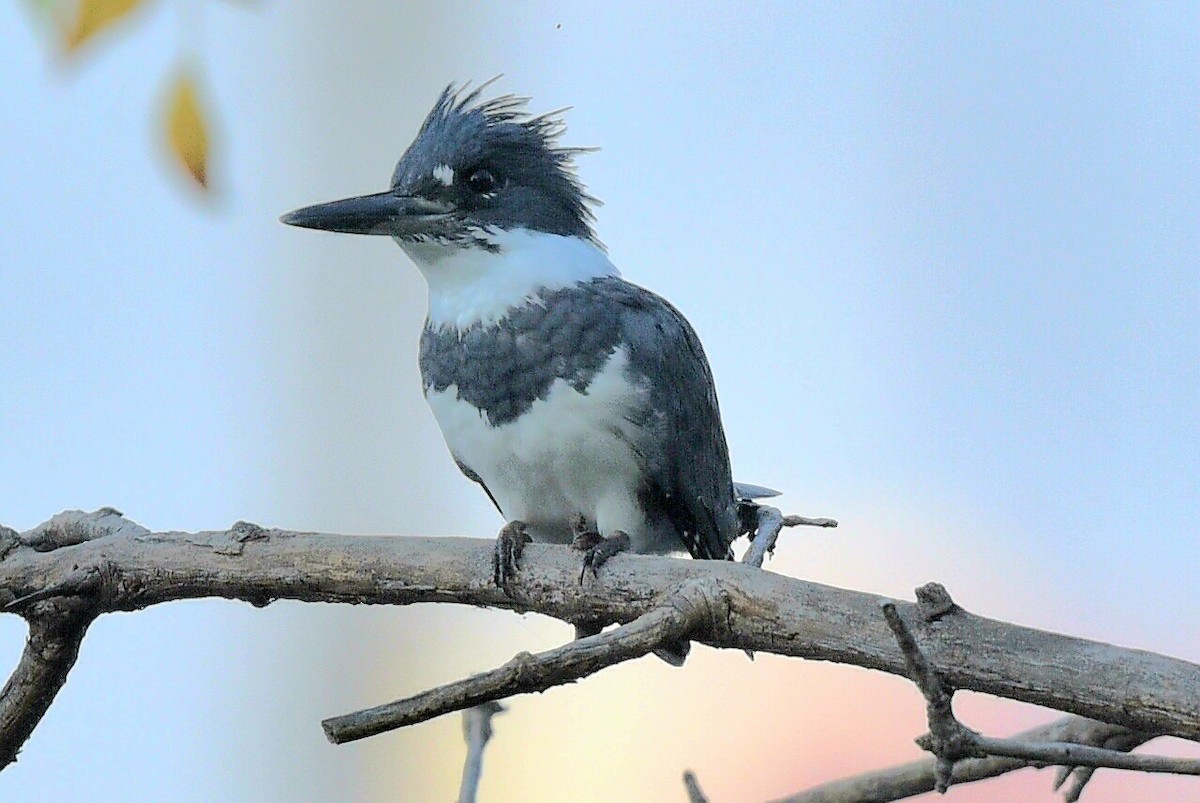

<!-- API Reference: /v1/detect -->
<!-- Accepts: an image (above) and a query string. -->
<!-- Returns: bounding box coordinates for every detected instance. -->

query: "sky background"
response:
[1,2,1197,801]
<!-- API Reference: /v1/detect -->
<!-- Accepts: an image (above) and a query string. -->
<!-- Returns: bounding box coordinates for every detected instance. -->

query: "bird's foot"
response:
[492,520,531,595]
[568,513,600,550]
[566,544,691,662]
[582,531,631,578]
[572,521,631,583]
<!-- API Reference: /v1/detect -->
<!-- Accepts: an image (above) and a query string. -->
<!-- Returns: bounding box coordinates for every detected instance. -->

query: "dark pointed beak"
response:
[280,191,453,236]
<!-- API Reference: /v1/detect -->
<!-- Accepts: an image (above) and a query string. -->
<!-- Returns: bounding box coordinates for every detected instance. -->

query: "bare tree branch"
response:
[1,507,1199,794]
[322,577,727,743]
[970,732,1200,775]
[870,596,1200,799]
[739,504,836,569]
[771,717,1154,803]
[742,506,785,568]
[1052,726,1157,803]
[0,601,95,769]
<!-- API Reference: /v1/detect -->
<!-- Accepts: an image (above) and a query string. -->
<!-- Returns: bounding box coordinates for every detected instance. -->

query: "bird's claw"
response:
[569,525,684,663]
[569,513,603,551]
[577,530,631,583]
[492,520,531,596]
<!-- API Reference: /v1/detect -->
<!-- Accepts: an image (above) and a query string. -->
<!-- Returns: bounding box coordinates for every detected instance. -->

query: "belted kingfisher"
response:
[282,83,764,601]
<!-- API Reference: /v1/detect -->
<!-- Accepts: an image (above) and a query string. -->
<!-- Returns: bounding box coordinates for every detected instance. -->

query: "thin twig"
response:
[1053,728,1152,803]
[683,769,709,803]
[321,578,727,744]
[771,716,1151,803]
[881,600,977,792]
[880,596,1200,797]
[457,701,505,803]
[781,515,838,528]
[742,506,785,568]
[971,733,1200,775]
[740,504,838,569]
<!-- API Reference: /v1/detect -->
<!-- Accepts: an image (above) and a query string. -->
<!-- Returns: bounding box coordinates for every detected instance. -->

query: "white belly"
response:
[425,347,670,552]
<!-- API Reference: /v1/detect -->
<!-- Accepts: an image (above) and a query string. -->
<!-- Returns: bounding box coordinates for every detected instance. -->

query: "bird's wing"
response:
[612,279,737,560]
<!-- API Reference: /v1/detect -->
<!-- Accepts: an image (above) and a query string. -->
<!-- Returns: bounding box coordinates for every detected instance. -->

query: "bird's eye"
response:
[466,168,498,194]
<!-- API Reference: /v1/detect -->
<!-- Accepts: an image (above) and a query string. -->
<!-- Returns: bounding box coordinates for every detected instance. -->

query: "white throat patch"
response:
[396,229,619,330]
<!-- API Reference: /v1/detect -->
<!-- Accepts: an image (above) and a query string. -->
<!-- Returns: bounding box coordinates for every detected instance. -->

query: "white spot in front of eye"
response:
[433,164,454,186]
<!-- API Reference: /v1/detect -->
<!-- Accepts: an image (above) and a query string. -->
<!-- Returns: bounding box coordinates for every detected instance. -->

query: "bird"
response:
[281,83,770,655]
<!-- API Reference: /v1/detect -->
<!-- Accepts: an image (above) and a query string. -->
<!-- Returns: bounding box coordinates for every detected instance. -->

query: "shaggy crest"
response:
[390,81,600,244]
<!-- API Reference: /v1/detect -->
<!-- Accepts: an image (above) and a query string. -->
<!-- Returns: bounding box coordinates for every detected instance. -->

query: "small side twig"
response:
[1052,727,1153,803]
[881,599,979,792]
[456,701,505,803]
[882,590,1200,797]
[321,578,727,744]
[742,506,784,568]
[968,732,1200,776]
[781,515,838,528]
[683,769,709,803]
[741,505,838,569]
[771,716,1153,803]
[0,601,95,769]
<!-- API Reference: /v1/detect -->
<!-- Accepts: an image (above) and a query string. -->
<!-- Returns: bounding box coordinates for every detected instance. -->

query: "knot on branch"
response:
[502,651,536,685]
[19,508,146,553]
[214,521,271,557]
[0,528,18,562]
[882,597,973,792]
[915,720,986,765]
[915,582,958,621]
[668,577,732,643]
[5,559,119,616]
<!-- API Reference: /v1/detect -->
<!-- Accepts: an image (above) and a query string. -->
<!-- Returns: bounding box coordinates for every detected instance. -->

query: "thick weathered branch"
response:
[1,509,1199,761]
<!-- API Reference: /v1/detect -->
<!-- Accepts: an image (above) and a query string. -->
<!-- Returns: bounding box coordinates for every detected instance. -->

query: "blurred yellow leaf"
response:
[64,0,145,52]
[165,70,210,190]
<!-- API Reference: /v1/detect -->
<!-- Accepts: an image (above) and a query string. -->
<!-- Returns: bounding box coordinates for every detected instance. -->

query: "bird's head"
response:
[280,82,598,254]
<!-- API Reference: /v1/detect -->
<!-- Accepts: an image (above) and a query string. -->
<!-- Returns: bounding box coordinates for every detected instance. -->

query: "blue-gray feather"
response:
[419,276,737,561]
[612,283,737,560]
[419,281,620,427]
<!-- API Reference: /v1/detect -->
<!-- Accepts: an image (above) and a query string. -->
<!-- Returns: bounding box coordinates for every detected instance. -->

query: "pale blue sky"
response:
[2,3,1197,801]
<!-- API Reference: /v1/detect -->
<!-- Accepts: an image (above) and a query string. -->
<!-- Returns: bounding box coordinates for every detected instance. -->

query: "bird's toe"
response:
[578,530,631,582]
[570,514,603,551]
[492,520,531,595]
